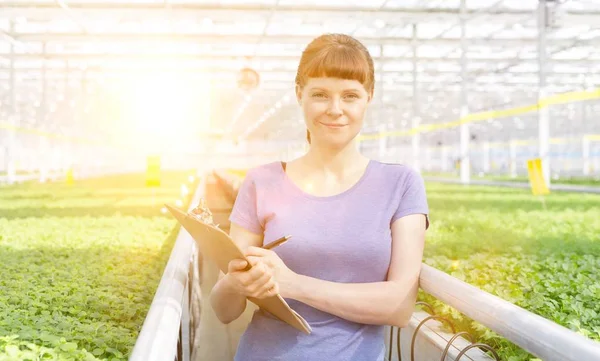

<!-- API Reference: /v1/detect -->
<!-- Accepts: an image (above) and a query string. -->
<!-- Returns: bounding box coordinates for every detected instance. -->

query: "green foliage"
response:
[419,182,600,360]
[0,171,197,360]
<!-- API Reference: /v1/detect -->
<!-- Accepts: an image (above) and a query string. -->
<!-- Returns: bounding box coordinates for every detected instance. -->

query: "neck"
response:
[303,138,367,175]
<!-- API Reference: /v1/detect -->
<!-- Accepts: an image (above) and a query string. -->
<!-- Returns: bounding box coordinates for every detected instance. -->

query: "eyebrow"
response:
[308,87,362,92]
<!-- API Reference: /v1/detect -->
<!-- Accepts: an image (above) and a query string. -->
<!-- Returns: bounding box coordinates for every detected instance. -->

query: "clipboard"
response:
[165,203,312,334]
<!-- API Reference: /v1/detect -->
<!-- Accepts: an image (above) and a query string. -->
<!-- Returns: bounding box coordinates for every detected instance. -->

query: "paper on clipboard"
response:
[165,204,312,335]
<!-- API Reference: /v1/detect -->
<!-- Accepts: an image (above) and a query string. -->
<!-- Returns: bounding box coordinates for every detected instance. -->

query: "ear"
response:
[367,90,374,103]
[295,84,303,105]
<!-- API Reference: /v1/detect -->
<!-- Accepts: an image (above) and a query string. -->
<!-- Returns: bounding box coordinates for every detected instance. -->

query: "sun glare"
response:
[124,72,211,153]
[133,76,188,135]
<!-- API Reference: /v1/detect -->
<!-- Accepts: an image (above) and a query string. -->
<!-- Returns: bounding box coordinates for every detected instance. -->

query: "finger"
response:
[246,255,263,267]
[255,282,279,299]
[228,259,248,273]
[238,262,267,287]
[246,272,272,295]
[225,272,249,295]
[247,262,271,282]
[252,276,275,297]
[247,255,275,270]
[252,288,271,299]
[244,246,271,257]
[255,272,273,289]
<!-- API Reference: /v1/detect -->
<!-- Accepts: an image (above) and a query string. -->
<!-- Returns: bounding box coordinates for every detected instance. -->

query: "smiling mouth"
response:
[319,122,347,128]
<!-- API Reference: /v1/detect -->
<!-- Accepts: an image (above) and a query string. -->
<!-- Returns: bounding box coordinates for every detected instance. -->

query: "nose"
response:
[327,98,343,117]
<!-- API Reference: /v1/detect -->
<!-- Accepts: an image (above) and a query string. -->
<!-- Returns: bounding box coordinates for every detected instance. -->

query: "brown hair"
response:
[295,34,375,144]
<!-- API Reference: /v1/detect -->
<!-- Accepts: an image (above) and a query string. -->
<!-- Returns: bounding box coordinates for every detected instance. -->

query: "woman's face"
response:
[297,77,372,148]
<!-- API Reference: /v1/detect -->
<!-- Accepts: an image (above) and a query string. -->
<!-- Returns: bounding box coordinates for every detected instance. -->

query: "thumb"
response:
[228,259,248,272]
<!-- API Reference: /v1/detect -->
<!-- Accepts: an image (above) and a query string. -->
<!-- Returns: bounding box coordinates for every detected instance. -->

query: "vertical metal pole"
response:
[538,0,551,185]
[40,43,47,125]
[441,146,448,172]
[411,24,420,172]
[510,140,518,178]
[65,60,70,95]
[66,61,74,175]
[378,125,386,160]
[483,141,490,173]
[583,136,590,176]
[378,44,386,161]
[39,42,48,183]
[7,20,16,184]
[459,0,470,184]
[424,146,432,172]
[582,89,591,177]
[65,60,71,131]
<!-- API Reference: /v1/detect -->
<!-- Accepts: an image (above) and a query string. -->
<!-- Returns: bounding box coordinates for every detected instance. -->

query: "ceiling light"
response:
[374,19,386,29]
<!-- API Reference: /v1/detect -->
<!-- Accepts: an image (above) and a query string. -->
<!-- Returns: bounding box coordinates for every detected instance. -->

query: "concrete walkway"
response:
[193,177,256,361]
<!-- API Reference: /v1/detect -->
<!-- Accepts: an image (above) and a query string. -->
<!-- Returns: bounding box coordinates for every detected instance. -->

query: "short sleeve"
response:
[392,169,430,229]
[228,171,263,235]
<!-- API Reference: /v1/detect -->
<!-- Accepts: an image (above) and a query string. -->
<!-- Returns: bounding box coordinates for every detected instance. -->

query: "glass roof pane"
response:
[384,0,425,8]
[2,0,600,144]
[500,0,538,11]
[278,0,379,6]
[213,0,277,4]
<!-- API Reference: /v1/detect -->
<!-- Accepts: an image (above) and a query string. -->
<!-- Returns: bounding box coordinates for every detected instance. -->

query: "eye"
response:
[344,93,359,100]
[311,92,326,98]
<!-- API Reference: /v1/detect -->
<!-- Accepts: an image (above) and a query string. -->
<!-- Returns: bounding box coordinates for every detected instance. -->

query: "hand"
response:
[244,246,297,299]
[224,257,279,300]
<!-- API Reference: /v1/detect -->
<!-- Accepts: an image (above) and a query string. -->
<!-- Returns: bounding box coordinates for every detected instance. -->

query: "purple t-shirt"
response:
[229,159,429,361]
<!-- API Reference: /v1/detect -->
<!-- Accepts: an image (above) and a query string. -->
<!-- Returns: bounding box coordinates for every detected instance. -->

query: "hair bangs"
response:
[301,46,371,90]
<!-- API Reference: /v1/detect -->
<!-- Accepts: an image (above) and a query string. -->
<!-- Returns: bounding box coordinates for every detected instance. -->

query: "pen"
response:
[241,235,292,272]
[263,235,292,250]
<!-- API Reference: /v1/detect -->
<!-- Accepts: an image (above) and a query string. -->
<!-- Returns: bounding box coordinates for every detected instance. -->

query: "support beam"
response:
[1,3,600,27]
[64,59,70,96]
[6,51,593,63]
[411,23,420,173]
[4,33,600,48]
[39,42,47,125]
[0,3,565,15]
[38,42,48,183]
[441,146,449,172]
[538,0,551,186]
[583,136,591,176]
[55,0,90,34]
[377,44,386,161]
[6,21,16,184]
[2,63,599,75]
[459,0,470,184]
[483,141,490,173]
[3,67,595,89]
[377,124,386,160]
[509,140,518,178]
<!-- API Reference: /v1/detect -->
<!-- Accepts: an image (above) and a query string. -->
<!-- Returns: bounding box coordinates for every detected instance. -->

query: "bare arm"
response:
[247,213,427,328]
[209,222,264,324]
[289,214,426,327]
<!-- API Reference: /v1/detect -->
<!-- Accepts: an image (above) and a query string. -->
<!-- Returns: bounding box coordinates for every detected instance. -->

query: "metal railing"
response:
[130,169,600,361]
[129,175,205,361]
[412,265,600,361]
[213,169,600,361]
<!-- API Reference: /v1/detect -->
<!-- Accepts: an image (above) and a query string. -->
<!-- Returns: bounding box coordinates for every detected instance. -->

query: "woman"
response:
[210,33,429,361]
